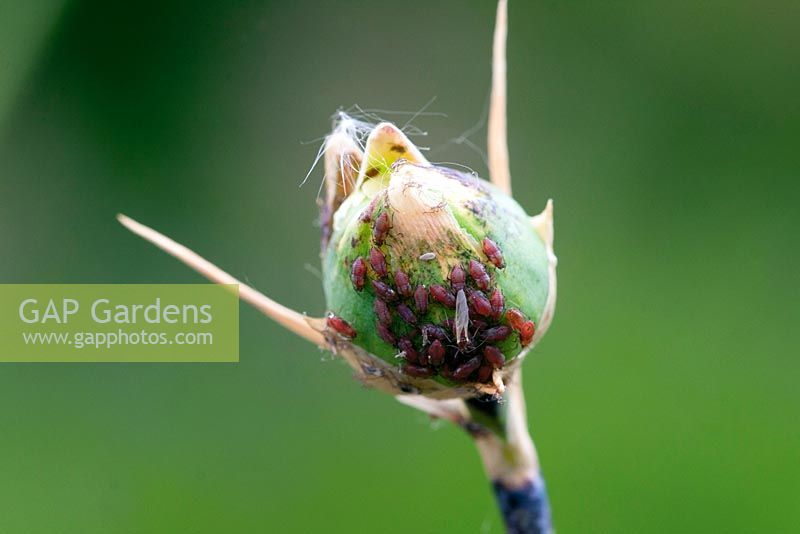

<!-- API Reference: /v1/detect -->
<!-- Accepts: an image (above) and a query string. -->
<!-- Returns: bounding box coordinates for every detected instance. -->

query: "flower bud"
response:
[321,121,555,397]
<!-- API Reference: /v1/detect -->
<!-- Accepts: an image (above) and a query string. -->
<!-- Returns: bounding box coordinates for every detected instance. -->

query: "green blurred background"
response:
[1,0,798,532]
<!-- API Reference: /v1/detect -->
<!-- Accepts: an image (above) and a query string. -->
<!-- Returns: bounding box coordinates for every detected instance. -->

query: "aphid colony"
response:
[326,202,535,385]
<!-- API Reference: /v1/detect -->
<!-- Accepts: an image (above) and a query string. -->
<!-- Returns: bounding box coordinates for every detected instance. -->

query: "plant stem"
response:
[466,373,553,534]
[492,471,551,534]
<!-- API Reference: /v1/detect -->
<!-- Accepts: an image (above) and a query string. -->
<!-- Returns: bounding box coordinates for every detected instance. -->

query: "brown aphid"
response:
[359,195,379,223]
[452,356,482,380]
[394,271,412,297]
[489,288,504,320]
[468,290,493,317]
[377,322,397,345]
[449,264,467,291]
[369,247,388,277]
[396,303,417,325]
[483,345,506,368]
[439,364,454,380]
[350,257,367,291]
[428,339,446,366]
[413,285,428,314]
[470,320,488,341]
[421,324,449,342]
[373,211,391,245]
[374,299,392,325]
[402,364,435,378]
[477,363,494,383]
[326,314,357,339]
[471,319,488,331]
[506,308,527,332]
[398,337,420,364]
[483,325,512,342]
[468,260,491,291]
[371,280,397,302]
[519,321,536,346]
[430,284,456,308]
[482,238,505,268]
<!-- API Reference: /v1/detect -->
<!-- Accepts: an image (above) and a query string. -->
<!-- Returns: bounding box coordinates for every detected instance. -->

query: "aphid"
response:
[450,264,467,290]
[468,290,493,317]
[468,259,491,291]
[428,339,445,366]
[430,284,456,308]
[394,270,412,297]
[477,363,494,383]
[439,364,454,380]
[369,247,388,277]
[374,298,392,325]
[454,289,470,349]
[419,252,436,261]
[519,321,536,346]
[396,303,417,325]
[359,195,379,223]
[505,308,527,331]
[373,211,391,245]
[489,288,504,320]
[397,337,419,364]
[371,280,397,302]
[470,320,488,338]
[452,356,482,380]
[482,237,505,268]
[326,314,357,339]
[350,257,367,291]
[402,363,435,378]
[377,322,396,345]
[483,325,512,342]
[421,324,449,343]
[413,285,428,314]
[483,345,505,368]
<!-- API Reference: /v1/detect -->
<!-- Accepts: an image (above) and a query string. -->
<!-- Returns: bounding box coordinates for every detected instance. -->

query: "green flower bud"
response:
[320,121,555,398]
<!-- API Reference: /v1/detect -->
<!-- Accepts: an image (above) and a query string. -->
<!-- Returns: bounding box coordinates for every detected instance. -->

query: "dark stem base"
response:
[492,476,552,534]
